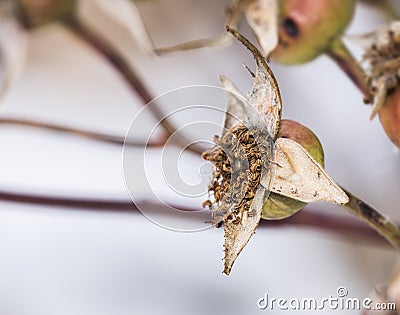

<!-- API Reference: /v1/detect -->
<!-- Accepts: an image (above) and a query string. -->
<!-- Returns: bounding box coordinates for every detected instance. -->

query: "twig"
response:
[341,187,400,250]
[154,0,245,54]
[326,37,370,97]
[261,209,390,245]
[0,188,394,246]
[0,190,134,211]
[0,116,165,147]
[62,18,205,155]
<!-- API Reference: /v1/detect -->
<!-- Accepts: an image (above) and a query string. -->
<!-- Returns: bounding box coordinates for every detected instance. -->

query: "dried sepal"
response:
[369,76,388,120]
[226,26,282,138]
[244,0,279,57]
[224,186,266,275]
[79,0,155,54]
[262,138,348,204]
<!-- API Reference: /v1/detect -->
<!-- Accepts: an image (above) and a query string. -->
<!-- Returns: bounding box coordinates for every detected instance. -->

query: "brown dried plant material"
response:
[202,28,348,275]
[202,124,273,275]
[244,0,279,57]
[267,138,348,204]
[363,21,400,120]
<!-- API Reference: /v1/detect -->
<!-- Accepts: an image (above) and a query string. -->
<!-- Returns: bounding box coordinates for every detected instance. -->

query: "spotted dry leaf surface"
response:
[264,138,349,204]
[223,185,267,275]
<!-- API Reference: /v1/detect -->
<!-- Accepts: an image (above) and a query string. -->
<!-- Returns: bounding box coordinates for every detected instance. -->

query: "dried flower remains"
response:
[202,27,348,275]
[363,21,400,120]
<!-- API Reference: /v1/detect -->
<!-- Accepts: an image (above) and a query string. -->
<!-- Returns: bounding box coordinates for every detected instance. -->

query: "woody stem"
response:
[326,38,370,98]
[341,187,400,250]
[0,117,165,147]
[0,188,393,246]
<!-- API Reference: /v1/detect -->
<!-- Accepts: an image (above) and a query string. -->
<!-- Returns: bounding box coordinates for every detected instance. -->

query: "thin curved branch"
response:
[62,18,205,155]
[326,38,370,97]
[0,188,392,246]
[341,187,400,250]
[0,116,165,147]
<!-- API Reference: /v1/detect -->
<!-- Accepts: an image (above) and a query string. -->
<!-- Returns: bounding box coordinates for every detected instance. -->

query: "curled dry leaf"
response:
[78,0,155,54]
[202,28,348,274]
[0,3,28,101]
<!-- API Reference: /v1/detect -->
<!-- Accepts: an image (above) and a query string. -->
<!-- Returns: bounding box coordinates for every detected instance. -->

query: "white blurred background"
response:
[0,0,399,314]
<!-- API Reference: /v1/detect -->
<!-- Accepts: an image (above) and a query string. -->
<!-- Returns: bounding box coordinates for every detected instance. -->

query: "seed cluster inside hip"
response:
[202,125,271,225]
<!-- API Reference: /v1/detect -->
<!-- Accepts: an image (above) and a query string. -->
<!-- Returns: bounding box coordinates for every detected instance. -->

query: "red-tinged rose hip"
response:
[379,89,400,148]
[272,0,355,64]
